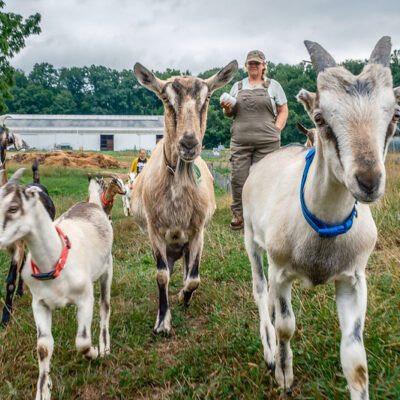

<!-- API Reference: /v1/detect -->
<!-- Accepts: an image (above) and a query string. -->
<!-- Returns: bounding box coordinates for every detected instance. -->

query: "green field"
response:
[0,155,399,399]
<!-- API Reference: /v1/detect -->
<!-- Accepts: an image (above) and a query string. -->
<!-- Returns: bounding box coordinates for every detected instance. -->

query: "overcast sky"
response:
[6,0,400,74]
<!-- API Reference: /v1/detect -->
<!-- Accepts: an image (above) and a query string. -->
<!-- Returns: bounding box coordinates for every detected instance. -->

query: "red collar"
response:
[31,226,71,281]
[101,192,113,207]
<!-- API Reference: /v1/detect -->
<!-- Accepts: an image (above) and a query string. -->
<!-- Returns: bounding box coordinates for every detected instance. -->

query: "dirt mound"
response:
[11,151,121,169]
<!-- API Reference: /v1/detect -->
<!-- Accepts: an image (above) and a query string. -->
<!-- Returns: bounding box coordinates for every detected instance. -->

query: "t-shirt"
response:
[229,77,287,117]
[137,159,147,174]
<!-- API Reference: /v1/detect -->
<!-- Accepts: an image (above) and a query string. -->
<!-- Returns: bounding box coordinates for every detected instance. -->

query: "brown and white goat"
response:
[89,176,126,218]
[242,37,400,399]
[0,170,113,400]
[131,61,237,334]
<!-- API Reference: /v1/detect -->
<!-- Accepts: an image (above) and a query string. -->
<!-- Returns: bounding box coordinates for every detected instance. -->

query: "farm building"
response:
[3,114,164,151]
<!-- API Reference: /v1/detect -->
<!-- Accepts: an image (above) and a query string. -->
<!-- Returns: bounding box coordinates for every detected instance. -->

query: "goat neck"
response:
[25,202,62,274]
[303,142,356,225]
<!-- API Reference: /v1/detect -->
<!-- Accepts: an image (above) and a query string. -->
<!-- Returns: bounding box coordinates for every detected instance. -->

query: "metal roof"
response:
[3,114,164,131]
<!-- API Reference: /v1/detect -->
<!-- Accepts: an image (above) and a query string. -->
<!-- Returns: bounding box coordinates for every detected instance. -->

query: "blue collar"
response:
[300,148,357,238]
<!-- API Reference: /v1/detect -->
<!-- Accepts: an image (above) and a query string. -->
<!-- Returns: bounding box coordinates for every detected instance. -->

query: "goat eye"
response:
[393,105,400,122]
[8,206,19,214]
[313,111,325,126]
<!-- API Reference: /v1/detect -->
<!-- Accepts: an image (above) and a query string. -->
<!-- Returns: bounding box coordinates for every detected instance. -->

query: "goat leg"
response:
[1,258,19,326]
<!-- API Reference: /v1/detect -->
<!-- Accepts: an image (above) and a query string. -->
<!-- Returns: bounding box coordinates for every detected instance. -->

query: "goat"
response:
[131,60,237,334]
[1,123,55,326]
[122,172,136,217]
[90,176,126,218]
[242,37,400,399]
[0,171,113,400]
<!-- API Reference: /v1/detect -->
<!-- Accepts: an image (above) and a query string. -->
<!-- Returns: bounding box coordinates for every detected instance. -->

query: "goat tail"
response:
[32,159,40,184]
[88,178,102,207]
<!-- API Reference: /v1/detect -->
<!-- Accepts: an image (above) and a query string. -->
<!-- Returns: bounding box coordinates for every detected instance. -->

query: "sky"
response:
[6,0,400,74]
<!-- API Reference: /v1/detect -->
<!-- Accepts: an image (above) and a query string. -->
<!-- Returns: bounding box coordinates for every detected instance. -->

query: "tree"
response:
[0,1,41,113]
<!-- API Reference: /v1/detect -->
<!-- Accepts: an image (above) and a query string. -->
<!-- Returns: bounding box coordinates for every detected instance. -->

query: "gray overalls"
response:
[230,81,280,216]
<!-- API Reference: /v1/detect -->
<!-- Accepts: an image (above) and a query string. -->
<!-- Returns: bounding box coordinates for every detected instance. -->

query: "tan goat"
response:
[131,61,237,334]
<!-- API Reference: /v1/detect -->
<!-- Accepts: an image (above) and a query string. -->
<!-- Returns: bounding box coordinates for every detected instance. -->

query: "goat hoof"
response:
[267,362,276,373]
[179,289,195,306]
[83,346,98,360]
[99,347,110,357]
[153,310,171,335]
[1,313,10,327]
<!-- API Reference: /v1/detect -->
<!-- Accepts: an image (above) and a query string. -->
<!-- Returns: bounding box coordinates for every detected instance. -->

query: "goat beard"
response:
[176,157,196,187]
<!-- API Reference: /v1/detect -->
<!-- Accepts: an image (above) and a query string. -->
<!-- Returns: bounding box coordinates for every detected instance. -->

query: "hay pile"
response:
[11,151,121,169]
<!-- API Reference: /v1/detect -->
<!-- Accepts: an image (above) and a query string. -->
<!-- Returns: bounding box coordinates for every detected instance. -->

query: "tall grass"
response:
[0,157,399,399]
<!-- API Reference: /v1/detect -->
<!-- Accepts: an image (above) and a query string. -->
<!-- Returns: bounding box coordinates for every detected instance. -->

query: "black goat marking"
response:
[39,373,46,392]
[265,327,271,350]
[81,326,87,339]
[324,125,343,168]
[271,306,276,326]
[279,297,291,318]
[345,79,374,96]
[37,328,43,338]
[189,254,200,279]
[279,342,287,387]
[156,282,168,325]
[352,318,362,343]
[102,328,107,347]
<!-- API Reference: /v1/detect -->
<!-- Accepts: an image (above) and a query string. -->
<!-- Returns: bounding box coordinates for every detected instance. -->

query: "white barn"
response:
[3,114,164,151]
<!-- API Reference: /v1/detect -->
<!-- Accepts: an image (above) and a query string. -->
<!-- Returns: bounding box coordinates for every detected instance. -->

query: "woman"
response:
[221,50,288,230]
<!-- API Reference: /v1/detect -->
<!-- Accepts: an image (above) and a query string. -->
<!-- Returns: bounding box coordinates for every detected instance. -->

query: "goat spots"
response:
[37,345,48,361]
[279,297,291,318]
[352,365,368,387]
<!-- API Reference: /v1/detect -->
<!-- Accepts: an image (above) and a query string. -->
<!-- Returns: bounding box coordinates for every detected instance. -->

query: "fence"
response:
[207,163,231,192]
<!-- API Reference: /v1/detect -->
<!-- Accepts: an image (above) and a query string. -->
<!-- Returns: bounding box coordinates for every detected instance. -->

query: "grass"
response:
[0,155,399,399]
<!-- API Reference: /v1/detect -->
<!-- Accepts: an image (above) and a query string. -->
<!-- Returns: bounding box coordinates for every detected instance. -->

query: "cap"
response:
[246,50,266,64]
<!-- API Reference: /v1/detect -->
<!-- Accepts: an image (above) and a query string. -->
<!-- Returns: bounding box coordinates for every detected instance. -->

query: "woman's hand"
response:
[221,101,232,113]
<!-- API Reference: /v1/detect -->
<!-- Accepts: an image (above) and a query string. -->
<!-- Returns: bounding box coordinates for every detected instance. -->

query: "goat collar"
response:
[163,145,176,175]
[300,148,357,238]
[101,191,113,206]
[31,226,71,280]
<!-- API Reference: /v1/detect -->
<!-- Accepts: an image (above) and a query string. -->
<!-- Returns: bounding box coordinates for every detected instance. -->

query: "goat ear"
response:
[11,133,29,150]
[369,36,391,68]
[304,40,336,74]
[8,168,25,185]
[24,186,41,198]
[296,89,317,114]
[393,87,400,105]
[205,60,238,93]
[133,63,165,95]
[296,122,309,135]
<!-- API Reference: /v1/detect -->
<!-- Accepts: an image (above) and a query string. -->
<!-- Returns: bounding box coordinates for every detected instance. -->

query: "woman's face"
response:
[246,61,265,79]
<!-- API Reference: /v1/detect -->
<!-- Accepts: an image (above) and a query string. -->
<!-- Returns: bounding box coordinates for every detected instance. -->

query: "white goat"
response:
[122,172,136,216]
[242,37,400,399]
[0,171,113,400]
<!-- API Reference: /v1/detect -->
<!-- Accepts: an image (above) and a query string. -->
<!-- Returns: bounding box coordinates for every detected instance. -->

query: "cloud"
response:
[7,0,400,74]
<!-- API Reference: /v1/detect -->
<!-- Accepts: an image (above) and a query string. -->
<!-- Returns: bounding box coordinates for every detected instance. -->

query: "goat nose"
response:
[355,172,381,194]
[180,133,198,150]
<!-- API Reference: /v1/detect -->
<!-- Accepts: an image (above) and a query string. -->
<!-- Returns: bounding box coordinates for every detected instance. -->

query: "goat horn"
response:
[304,40,337,74]
[0,115,11,128]
[8,168,25,185]
[369,36,391,68]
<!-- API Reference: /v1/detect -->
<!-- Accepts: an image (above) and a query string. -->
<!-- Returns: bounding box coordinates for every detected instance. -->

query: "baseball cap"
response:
[246,50,266,64]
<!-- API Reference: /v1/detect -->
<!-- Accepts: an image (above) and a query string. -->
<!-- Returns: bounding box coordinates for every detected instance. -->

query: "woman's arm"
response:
[275,103,288,132]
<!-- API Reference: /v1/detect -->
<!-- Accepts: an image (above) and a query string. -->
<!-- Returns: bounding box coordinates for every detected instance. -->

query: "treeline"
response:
[6,51,400,148]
